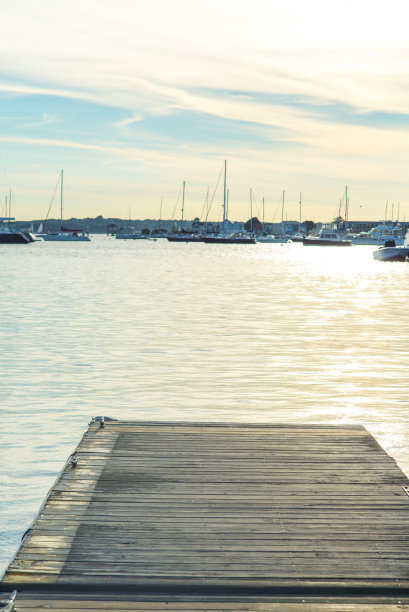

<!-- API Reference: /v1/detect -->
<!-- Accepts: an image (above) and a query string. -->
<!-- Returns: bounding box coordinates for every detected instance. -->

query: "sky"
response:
[1,0,409,223]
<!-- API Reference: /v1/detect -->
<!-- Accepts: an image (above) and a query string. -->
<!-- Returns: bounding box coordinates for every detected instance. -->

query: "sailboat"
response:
[202,161,256,244]
[256,193,291,243]
[167,181,202,242]
[38,170,91,242]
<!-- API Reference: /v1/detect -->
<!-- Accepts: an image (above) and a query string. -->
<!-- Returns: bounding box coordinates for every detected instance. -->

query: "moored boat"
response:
[0,217,35,244]
[347,222,404,246]
[167,233,202,242]
[166,180,203,242]
[257,234,291,243]
[302,229,352,246]
[202,232,256,244]
[373,232,409,261]
[41,227,91,241]
[37,170,91,242]
[116,231,148,239]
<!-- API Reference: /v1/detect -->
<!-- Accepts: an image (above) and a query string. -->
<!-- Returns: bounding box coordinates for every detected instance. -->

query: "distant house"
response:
[191,218,201,233]
[224,220,244,232]
[282,221,301,235]
[244,217,263,232]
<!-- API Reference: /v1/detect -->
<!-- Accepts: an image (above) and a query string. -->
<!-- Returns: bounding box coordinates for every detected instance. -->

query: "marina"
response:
[2,419,409,610]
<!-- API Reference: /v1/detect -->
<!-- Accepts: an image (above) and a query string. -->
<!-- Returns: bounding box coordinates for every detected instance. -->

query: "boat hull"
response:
[0,231,32,244]
[373,246,409,261]
[116,234,147,239]
[39,233,90,241]
[167,235,202,242]
[302,238,352,246]
[202,236,256,244]
[257,236,290,243]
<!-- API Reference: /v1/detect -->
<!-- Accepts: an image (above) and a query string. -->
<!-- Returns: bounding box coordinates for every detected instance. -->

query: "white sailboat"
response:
[257,191,291,243]
[167,181,202,242]
[202,161,256,244]
[38,170,91,242]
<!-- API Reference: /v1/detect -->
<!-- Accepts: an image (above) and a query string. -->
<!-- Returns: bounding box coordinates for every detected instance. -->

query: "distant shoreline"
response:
[15,216,408,236]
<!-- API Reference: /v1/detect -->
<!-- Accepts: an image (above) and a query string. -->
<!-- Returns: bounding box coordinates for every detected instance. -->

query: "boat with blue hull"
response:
[202,232,256,244]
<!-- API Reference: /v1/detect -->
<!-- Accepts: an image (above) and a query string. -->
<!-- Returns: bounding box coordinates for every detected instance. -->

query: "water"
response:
[1,236,409,573]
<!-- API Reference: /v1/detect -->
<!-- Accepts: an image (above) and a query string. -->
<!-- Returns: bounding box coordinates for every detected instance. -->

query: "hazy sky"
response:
[1,0,409,222]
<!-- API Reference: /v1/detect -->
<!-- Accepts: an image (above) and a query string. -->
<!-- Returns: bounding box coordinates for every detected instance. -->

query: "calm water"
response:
[1,235,409,573]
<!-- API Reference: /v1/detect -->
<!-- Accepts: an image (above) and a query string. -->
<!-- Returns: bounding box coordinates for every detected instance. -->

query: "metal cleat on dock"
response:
[0,590,17,612]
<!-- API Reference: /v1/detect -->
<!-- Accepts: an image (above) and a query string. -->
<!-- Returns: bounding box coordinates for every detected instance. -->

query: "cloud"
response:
[2,1,409,120]
[0,134,174,163]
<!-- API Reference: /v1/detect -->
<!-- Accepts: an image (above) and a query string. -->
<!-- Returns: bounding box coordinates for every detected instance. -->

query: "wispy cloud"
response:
[0,135,178,162]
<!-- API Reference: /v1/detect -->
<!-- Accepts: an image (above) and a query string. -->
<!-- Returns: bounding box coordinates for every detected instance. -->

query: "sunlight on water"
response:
[1,237,409,572]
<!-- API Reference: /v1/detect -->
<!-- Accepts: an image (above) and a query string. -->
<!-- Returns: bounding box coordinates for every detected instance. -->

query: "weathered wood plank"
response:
[11,601,409,611]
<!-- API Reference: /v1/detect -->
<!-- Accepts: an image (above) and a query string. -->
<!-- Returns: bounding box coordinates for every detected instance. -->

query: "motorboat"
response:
[302,229,352,246]
[373,232,409,261]
[256,234,291,243]
[0,217,35,244]
[347,222,404,246]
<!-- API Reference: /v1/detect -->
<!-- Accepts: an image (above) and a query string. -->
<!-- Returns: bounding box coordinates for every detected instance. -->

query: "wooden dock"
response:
[2,420,409,611]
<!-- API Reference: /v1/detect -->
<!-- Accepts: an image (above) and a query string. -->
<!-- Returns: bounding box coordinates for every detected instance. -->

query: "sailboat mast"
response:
[250,188,253,232]
[345,186,348,226]
[158,197,163,232]
[223,160,226,234]
[262,196,265,232]
[281,190,285,234]
[60,169,64,228]
[205,185,209,232]
[299,192,302,224]
[181,180,185,231]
